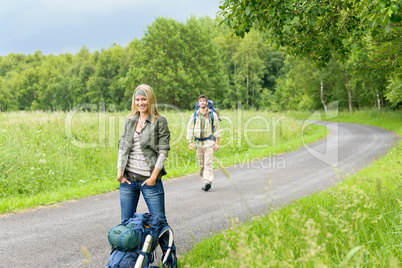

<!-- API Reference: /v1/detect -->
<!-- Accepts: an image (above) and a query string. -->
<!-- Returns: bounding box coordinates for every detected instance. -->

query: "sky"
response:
[0,0,221,56]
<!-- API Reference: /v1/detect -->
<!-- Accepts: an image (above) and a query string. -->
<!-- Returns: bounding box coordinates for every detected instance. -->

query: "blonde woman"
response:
[117,84,170,220]
[117,84,176,265]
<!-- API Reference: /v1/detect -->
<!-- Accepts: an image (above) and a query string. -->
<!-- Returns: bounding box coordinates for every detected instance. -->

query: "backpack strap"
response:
[158,227,175,264]
[210,110,214,132]
[135,250,150,268]
[194,135,215,141]
[112,250,126,267]
[193,110,197,126]
[119,229,133,252]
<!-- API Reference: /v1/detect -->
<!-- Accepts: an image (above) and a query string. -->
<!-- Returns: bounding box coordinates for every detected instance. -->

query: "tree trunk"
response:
[345,75,353,112]
[234,63,237,98]
[252,84,254,108]
[246,53,249,107]
[377,94,381,110]
[320,80,327,113]
[246,73,249,107]
[347,87,353,112]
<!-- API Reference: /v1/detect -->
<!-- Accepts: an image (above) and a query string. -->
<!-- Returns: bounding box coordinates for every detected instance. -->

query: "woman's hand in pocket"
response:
[120,177,131,184]
[141,177,156,186]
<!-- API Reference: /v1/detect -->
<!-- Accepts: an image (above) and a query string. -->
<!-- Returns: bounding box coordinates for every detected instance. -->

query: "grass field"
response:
[0,109,326,213]
[179,110,402,267]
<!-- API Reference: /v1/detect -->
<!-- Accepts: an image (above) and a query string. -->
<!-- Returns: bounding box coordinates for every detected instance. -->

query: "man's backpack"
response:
[106,213,177,268]
[193,100,221,141]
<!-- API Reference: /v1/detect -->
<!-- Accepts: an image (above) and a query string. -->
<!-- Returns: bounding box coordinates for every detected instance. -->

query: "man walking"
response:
[187,94,221,191]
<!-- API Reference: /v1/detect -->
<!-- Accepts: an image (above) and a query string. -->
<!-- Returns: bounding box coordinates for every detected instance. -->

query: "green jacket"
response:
[118,113,170,179]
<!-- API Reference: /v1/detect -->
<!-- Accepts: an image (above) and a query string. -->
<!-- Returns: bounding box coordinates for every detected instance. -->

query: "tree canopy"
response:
[218,0,400,64]
[219,0,401,105]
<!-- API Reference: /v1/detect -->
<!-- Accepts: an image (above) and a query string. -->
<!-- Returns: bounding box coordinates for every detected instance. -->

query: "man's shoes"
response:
[202,182,211,191]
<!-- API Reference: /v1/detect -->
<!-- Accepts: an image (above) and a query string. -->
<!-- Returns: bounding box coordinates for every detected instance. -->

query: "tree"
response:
[0,77,12,111]
[274,57,321,111]
[17,68,41,110]
[219,0,400,65]
[125,17,186,107]
[86,44,125,106]
[233,30,266,108]
[219,0,401,106]
[213,31,242,109]
[125,16,227,109]
[70,47,96,108]
[36,54,74,110]
[214,29,284,109]
[385,66,402,107]
[261,46,284,93]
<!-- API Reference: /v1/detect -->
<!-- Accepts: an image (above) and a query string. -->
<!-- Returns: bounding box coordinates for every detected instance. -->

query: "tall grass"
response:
[0,109,326,213]
[179,110,402,267]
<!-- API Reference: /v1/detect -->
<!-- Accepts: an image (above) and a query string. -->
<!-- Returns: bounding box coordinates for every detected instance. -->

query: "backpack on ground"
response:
[193,100,221,141]
[106,213,177,268]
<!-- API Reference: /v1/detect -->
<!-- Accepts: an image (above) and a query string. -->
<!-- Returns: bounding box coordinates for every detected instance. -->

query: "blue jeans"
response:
[119,179,166,224]
[119,179,176,266]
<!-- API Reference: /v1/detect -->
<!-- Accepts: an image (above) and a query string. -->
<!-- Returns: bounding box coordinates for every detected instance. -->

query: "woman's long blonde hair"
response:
[129,84,160,123]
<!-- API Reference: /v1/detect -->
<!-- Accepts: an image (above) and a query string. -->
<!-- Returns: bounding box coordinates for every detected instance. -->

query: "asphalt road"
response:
[0,121,399,267]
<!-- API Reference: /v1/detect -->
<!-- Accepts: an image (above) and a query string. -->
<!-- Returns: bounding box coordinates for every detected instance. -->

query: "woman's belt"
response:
[124,171,149,182]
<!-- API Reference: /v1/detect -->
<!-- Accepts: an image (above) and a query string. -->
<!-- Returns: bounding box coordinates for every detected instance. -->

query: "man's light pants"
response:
[196,147,214,183]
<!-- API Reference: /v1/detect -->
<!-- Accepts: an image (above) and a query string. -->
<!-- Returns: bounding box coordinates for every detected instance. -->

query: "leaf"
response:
[387,8,393,18]
[291,16,300,25]
[343,246,363,264]
[245,6,251,16]
[308,16,315,26]
[385,21,391,33]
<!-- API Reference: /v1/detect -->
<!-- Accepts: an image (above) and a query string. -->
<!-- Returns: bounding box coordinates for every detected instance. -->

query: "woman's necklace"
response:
[138,116,147,129]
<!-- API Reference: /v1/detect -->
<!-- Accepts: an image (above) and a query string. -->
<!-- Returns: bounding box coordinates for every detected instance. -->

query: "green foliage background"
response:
[0,14,400,112]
